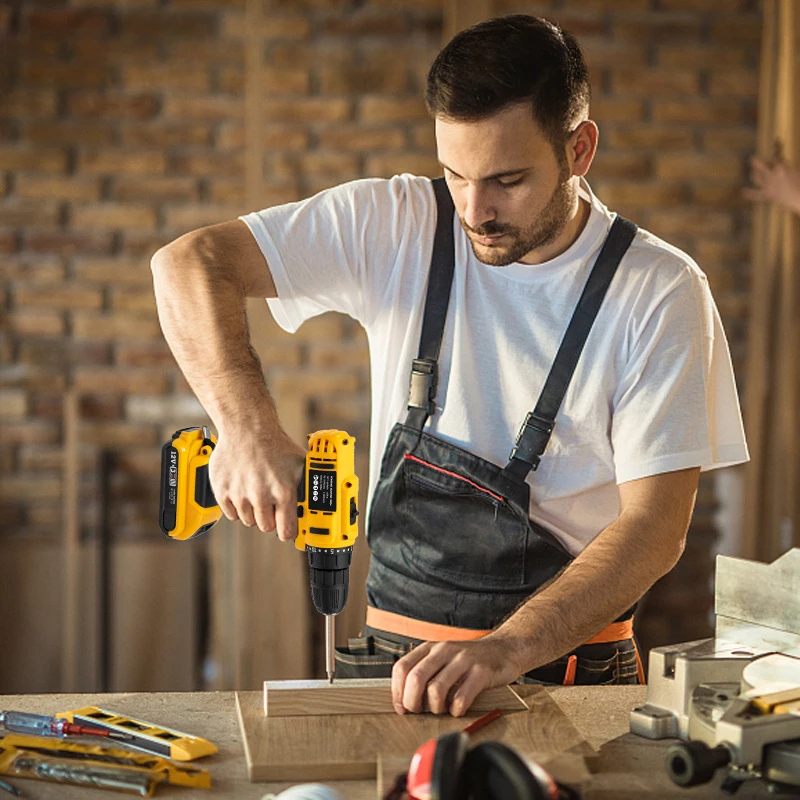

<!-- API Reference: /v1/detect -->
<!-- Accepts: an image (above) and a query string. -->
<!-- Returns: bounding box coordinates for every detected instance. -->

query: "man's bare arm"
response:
[391,466,700,716]
[151,220,306,540]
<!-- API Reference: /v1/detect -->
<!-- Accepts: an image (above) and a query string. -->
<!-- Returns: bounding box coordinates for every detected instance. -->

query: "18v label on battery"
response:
[308,469,336,512]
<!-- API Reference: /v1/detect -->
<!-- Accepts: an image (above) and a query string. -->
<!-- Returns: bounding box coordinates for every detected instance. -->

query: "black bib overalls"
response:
[336,178,642,686]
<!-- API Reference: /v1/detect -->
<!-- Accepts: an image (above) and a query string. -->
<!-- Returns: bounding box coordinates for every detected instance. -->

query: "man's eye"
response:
[498,177,523,188]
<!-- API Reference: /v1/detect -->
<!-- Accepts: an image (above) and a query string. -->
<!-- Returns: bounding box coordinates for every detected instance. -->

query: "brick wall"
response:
[1,0,760,686]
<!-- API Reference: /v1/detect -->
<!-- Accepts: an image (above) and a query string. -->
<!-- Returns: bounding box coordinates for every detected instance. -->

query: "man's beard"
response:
[460,170,578,266]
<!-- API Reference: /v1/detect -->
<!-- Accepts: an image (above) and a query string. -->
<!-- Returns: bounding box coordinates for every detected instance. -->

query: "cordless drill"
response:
[159,427,359,682]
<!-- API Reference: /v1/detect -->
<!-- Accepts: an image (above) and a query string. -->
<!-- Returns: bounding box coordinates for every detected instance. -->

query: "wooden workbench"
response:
[0,688,779,798]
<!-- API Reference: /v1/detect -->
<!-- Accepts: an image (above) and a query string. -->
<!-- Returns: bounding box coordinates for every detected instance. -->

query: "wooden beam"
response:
[61,388,80,692]
[263,678,528,717]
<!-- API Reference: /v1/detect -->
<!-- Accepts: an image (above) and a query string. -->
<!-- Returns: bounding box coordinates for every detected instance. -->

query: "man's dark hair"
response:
[425,15,590,150]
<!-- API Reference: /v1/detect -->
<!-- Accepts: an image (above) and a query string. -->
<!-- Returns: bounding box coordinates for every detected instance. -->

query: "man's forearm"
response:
[151,222,278,436]
[491,467,700,673]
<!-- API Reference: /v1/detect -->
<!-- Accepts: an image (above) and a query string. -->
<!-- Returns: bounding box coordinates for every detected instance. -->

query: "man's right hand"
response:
[209,426,307,542]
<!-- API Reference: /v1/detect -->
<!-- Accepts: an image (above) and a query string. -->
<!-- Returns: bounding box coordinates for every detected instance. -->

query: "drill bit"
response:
[325,614,335,683]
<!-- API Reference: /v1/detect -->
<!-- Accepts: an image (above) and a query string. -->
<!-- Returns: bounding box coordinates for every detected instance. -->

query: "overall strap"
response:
[503,215,638,483]
[405,177,455,431]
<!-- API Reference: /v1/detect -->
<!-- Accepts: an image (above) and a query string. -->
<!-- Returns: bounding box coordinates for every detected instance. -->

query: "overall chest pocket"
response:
[402,454,528,590]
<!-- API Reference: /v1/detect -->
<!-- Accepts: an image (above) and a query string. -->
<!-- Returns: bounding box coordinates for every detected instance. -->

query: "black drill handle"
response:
[666,740,731,787]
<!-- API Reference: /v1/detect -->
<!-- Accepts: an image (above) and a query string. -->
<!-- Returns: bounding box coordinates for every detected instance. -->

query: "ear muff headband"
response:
[431,731,470,800]
[462,741,557,800]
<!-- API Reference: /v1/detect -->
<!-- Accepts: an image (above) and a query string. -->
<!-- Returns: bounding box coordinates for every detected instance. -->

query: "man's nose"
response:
[462,183,496,230]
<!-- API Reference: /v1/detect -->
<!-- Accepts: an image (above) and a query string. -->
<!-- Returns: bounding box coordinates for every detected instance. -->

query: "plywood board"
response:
[237,686,592,784]
[264,678,528,716]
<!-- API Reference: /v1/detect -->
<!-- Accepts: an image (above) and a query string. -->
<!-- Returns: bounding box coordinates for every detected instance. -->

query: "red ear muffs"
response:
[462,741,558,800]
[407,731,470,800]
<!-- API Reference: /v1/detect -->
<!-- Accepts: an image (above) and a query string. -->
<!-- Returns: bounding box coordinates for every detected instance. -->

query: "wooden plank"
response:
[61,388,80,692]
[263,678,528,717]
[237,686,590,784]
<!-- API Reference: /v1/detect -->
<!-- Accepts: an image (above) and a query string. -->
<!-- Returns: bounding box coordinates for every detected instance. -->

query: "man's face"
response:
[435,103,579,266]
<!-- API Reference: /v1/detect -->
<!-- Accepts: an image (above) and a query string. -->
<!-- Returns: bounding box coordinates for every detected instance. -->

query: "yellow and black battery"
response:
[159,426,221,541]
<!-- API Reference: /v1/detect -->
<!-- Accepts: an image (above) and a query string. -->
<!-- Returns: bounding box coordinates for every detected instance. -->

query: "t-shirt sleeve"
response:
[611,259,749,484]
[238,175,429,332]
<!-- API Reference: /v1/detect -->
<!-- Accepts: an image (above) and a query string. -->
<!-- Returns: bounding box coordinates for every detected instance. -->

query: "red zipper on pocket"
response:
[404,454,505,504]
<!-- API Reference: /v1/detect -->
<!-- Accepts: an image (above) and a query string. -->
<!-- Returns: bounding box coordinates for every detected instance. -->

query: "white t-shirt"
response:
[240,174,749,556]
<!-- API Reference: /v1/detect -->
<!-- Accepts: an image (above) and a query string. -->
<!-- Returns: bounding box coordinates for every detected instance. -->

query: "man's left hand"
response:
[390,636,523,717]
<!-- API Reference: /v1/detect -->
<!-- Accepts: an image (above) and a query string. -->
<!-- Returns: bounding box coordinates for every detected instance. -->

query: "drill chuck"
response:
[307,545,353,616]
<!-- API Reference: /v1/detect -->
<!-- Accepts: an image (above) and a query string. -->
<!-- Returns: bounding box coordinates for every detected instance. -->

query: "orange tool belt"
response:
[365,605,645,684]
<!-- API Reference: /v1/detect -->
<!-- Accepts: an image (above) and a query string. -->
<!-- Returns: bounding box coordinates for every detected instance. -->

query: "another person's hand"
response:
[390,634,525,717]
[744,151,800,216]
[209,426,306,541]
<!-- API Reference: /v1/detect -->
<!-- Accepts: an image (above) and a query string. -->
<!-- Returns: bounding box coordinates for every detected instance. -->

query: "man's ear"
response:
[566,119,598,177]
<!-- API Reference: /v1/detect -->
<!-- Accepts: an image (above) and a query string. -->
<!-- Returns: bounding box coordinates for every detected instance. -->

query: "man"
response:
[151,15,748,717]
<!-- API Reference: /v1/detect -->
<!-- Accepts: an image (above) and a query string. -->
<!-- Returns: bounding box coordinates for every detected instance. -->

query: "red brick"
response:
[221,13,309,40]
[594,182,686,208]
[653,101,745,125]
[71,204,158,231]
[320,61,408,95]
[264,98,352,124]
[692,184,750,209]
[120,11,218,39]
[23,8,112,36]
[122,63,213,93]
[119,231,175,257]
[113,176,198,203]
[20,120,115,147]
[167,38,244,62]
[163,204,244,231]
[169,151,245,176]
[120,124,214,148]
[659,0,749,9]
[0,199,62,227]
[0,389,27,418]
[24,230,114,256]
[611,68,700,96]
[80,421,159,447]
[15,175,102,202]
[79,149,167,176]
[710,17,762,45]
[21,60,111,89]
[0,146,68,172]
[358,97,427,123]
[410,124,435,151]
[109,288,158,314]
[605,125,694,150]
[207,179,245,204]
[657,45,748,69]
[14,283,104,311]
[332,8,417,35]
[73,257,152,285]
[702,128,757,151]
[709,71,760,98]
[590,153,652,181]
[0,230,18,253]
[655,154,744,182]
[218,65,245,95]
[269,152,360,180]
[1,421,61,444]
[6,310,66,336]
[591,97,646,124]
[581,40,649,70]
[73,367,169,394]
[648,209,733,238]
[80,394,125,421]
[613,18,705,44]
[115,342,176,368]
[72,311,162,340]
[364,153,440,178]
[68,92,160,119]
[0,476,61,501]
[1,257,65,283]
[163,95,244,122]
[317,125,406,151]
